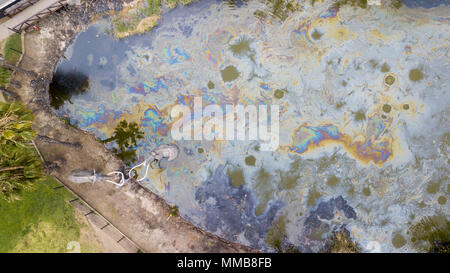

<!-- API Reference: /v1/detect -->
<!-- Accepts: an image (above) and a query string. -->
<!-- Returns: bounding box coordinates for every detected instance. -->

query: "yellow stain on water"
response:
[371,28,387,39]
[351,226,362,240]
[327,25,355,43]
[146,167,168,193]
[366,27,401,44]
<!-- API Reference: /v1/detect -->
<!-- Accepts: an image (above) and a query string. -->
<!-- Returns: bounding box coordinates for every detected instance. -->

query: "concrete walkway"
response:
[0,0,61,41]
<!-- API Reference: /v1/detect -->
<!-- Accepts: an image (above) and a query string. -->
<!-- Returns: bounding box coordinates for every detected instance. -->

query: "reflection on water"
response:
[102,120,144,165]
[50,0,449,252]
[49,71,89,109]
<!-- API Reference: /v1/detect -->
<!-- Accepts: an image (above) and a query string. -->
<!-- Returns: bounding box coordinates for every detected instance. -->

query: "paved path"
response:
[0,0,61,41]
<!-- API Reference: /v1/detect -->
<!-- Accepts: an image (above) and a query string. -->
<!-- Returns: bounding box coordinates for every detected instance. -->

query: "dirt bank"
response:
[8,0,255,253]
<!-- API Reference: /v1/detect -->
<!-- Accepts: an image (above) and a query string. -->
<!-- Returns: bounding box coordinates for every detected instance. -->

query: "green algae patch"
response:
[317,154,339,173]
[227,167,246,188]
[362,187,371,196]
[403,104,410,110]
[229,37,252,56]
[348,185,355,196]
[265,214,288,251]
[384,75,395,86]
[335,101,345,109]
[409,214,450,252]
[409,68,424,82]
[389,0,403,9]
[279,172,299,190]
[382,104,392,113]
[245,155,256,166]
[440,134,450,157]
[254,168,274,216]
[274,89,285,99]
[353,109,366,122]
[437,196,447,205]
[311,29,323,40]
[221,65,240,82]
[380,63,390,72]
[197,147,204,153]
[207,81,215,89]
[327,175,340,187]
[308,222,330,241]
[325,228,360,253]
[307,187,322,207]
[426,180,441,194]
[279,159,303,190]
[392,233,407,248]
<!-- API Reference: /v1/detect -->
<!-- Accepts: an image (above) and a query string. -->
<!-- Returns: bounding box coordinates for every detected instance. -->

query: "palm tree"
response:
[0,102,42,202]
[102,120,144,165]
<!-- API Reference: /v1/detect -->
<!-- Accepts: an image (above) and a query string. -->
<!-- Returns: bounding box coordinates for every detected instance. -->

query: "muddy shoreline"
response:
[9,0,255,253]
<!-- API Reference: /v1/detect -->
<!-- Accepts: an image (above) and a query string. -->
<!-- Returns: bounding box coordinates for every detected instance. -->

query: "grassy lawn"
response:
[0,34,21,88]
[4,33,22,65]
[0,176,100,253]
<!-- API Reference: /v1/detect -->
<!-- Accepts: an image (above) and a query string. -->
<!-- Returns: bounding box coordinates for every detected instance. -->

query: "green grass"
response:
[4,33,22,65]
[0,34,21,88]
[145,0,161,15]
[112,0,198,38]
[112,0,162,35]
[0,176,90,253]
[164,0,179,8]
[0,67,11,87]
